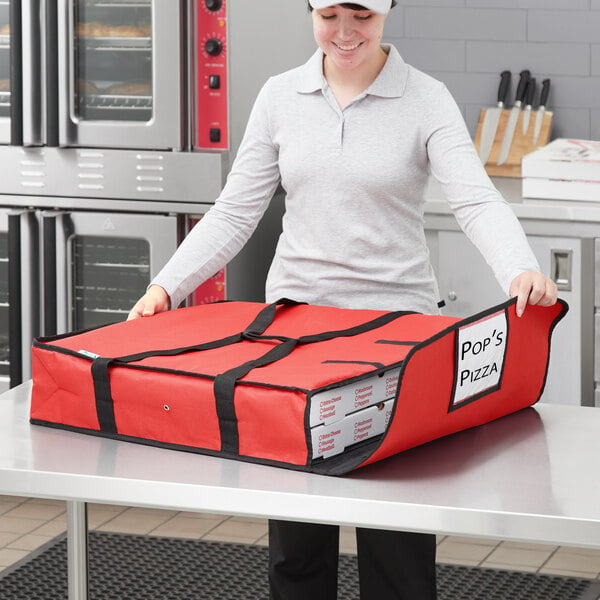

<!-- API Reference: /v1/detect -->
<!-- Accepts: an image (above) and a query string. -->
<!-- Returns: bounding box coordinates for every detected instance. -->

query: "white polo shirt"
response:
[153,45,539,313]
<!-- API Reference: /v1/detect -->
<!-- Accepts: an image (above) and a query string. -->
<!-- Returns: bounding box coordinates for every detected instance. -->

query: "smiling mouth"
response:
[333,41,362,51]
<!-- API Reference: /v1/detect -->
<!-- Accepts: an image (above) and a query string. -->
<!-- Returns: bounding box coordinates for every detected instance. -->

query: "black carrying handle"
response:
[91,299,302,433]
[96,298,301,366]
[214,309,414,455]
[91,299,412,456]
[90,331,250,434]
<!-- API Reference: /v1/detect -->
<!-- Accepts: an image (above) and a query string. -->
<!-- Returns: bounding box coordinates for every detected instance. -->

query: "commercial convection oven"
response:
[0,0,315,391]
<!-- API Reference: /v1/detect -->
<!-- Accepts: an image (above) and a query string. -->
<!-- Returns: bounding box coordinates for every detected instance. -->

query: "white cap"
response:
[309,0,392,15]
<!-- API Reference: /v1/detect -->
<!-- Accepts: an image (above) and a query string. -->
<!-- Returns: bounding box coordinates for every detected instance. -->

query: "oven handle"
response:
[42,212,58,336]
[42,211,72,334]
[45,0,59,147]
[57,0,76,146]
[8,213,23,387]
[21,0,44,146]
[9,0,23,145]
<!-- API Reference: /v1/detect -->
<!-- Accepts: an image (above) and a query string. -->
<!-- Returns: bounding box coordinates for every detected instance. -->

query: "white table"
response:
[2,381,600,599]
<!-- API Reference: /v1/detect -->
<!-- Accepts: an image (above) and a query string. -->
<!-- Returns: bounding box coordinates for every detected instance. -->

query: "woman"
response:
[129,1,557,597]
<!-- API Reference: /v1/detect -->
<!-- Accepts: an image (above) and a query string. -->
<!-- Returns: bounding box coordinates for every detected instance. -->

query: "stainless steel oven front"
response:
[42,209,179,334]
[58,0,184,150]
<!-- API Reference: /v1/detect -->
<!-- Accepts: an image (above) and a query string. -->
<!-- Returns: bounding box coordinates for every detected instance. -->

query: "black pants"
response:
[268,520,437,600]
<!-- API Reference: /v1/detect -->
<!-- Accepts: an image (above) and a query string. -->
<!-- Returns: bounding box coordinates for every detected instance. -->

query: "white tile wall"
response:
[383,3,600,140]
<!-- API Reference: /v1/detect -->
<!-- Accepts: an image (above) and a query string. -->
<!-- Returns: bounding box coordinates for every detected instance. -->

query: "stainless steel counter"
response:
[2,381,599,548]
[2,381,600,598]
[425,177,600,236]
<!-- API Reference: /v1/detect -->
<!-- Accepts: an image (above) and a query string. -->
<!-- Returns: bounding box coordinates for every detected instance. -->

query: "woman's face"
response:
[312,5,386,73]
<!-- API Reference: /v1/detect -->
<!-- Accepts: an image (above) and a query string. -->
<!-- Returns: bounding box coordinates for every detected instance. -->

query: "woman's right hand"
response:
[127,285,171,320]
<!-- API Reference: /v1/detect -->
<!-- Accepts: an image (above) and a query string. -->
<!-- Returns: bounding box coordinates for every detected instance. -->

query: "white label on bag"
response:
[452,310,508,408]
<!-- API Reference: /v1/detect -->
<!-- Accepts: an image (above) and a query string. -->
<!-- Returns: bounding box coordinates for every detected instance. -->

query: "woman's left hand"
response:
[509,271,558,317]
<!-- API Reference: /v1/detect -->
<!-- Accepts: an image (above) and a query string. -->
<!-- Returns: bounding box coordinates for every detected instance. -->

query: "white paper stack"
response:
[310,399,395,459]
[521,139,600,202]
[309,366,400,459]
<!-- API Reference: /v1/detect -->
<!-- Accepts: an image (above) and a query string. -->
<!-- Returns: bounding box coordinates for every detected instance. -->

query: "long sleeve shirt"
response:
[152,44,539,314]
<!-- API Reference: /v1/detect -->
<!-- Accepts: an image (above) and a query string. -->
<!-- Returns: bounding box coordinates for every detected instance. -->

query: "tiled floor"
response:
[1,495,600,582]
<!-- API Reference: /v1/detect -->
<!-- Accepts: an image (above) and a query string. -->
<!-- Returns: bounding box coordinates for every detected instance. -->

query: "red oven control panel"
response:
[196,0,228,150]
[186,217,227,303]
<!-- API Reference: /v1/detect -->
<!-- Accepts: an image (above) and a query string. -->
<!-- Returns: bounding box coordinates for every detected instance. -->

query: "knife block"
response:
[474,108,553,177]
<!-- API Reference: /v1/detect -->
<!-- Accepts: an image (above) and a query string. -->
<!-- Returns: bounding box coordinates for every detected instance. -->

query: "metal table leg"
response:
[66,501,88,600]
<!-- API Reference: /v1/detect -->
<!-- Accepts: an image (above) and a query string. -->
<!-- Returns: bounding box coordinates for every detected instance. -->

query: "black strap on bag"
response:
[91,299,301,434]
[91,300,412,456]
[91,332,248,434]
[213,309,413,455]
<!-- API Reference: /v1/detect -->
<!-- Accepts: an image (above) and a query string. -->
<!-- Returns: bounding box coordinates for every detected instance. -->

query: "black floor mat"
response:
[0,532,598,600]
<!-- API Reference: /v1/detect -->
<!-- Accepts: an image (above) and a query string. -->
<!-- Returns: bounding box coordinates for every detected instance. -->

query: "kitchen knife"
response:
[478,70,511,164]
[496,69,530,166]
[533,78,551,145]
[521,77,536,135]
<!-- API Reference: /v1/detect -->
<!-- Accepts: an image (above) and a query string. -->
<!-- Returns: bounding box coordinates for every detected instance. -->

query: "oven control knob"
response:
[205,38,223,56]
[205,0,223,11]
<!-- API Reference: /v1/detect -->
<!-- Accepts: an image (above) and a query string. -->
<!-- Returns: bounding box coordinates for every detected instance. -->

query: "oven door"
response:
[42,210,179,335]
[2,210,40,390]
[1,0,50,147]
[57,0,183,150]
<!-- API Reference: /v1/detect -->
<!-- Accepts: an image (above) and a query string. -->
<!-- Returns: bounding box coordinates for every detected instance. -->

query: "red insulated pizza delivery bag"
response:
[30,297,567,475]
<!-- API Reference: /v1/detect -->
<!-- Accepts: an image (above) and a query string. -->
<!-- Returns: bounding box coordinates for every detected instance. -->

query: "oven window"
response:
[74,0,153,122]
[71,235,150,329]
[0,4,10,120]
